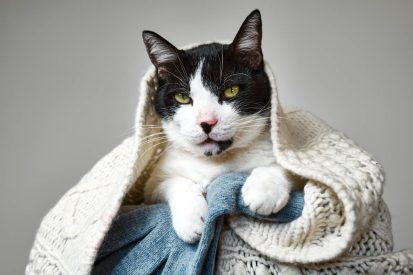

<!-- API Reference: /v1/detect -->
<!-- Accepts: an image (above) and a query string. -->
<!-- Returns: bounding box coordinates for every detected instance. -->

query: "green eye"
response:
[174,92,191,104]
[223,85,240,98]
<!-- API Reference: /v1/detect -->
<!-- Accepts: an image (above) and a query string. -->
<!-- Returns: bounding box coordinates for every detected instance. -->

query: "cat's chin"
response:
[198,138,233,157]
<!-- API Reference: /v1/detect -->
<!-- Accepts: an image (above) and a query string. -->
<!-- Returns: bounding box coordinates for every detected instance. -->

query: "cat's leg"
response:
[145,177,207,243]
[241,165,291,215]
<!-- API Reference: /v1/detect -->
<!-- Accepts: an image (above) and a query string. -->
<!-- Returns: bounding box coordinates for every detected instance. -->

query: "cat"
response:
[142,10,292,243]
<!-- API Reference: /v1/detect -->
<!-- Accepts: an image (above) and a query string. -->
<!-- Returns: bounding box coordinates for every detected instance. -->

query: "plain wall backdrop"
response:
[1,1,412,273]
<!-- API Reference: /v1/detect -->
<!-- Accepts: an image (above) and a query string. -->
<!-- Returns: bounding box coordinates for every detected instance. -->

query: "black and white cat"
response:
[143,10,292,243]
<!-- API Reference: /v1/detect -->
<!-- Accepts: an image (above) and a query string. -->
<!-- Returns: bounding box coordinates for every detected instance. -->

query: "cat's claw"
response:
[242,166,290,216]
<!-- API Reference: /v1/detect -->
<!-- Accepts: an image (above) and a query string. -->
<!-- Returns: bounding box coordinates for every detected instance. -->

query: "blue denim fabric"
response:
[92,173,304,275]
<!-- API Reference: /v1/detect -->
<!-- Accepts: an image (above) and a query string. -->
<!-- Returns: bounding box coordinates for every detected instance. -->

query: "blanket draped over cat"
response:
[26,55,413,274]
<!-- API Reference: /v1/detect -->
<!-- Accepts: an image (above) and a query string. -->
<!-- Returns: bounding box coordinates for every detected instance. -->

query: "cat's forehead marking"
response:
[189,59,218,103]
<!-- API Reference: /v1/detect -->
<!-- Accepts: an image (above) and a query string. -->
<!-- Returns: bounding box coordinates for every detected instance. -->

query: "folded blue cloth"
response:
[92,173,304,275]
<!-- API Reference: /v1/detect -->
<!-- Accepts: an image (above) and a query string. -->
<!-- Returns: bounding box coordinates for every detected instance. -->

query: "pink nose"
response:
[202,118,218,126]
[199,118,218,134]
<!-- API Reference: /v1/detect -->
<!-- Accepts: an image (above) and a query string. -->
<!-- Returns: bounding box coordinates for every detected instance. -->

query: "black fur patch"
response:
[143,10,271,121]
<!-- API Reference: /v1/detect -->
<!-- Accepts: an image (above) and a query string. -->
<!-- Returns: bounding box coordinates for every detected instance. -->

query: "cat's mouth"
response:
[198,138,233,156]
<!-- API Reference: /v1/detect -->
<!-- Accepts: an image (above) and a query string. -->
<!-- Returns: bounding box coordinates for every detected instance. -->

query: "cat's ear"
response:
[230,9,263,69]
[142,30,179,77]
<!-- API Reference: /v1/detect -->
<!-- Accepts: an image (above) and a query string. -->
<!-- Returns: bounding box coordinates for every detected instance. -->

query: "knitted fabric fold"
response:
[91,173,304,275]
[228,106,387,263]
[26,43,413,274]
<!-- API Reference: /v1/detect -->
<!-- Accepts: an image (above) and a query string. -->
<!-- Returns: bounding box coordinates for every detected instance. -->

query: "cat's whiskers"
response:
[256,102,272,112]
[141,132,166,141]
[218,45,224,83]
[173,62,189,87]
[234,112,262,121]
[161,68,188,88]
[141,125,164,129]
[158,82,186,90]
[237,124,269,131]
[237,118,270,128]
[236,121,269,128]
[156,143,174,160]
[236,116,270,125]
[175,53,189,83]
[237,125,269,132]
[237,122,269,128]
[138,139,170,160]
[139,136,168,146]
[223,72,251,84]
[118,125,138,137]
[118,123,166,139]
[232,102,270,114]
[234,101,272,116]
[141,128,164,131]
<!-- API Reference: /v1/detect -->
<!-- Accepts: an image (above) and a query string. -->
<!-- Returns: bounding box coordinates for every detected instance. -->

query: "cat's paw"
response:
[242,166,290,215]
[170,185,207,243]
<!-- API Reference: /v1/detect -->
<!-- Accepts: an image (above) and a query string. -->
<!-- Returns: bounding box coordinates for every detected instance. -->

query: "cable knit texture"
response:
[26,45,413,274]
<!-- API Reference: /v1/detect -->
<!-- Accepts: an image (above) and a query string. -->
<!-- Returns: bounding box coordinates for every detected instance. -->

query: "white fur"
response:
[153,177,207,243]
[145,61,291,243]
[241,166,290,215]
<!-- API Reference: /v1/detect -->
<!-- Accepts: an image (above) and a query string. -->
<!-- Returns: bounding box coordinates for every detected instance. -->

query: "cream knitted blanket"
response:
[26,60,413,274]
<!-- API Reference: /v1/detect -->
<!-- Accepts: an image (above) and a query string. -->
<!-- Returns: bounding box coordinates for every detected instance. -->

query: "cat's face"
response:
[143,10,271,157]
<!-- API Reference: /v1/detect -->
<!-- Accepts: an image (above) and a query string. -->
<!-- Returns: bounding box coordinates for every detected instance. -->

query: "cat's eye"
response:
[174,92,191,104]
[223,85,240,99]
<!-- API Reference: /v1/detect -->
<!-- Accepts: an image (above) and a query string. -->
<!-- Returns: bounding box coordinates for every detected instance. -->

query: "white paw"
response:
[170,185,207,243]
[242,166,290,215]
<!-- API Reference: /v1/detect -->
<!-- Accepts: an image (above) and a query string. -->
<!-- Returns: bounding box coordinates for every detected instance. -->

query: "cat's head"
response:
[142,10,271,157]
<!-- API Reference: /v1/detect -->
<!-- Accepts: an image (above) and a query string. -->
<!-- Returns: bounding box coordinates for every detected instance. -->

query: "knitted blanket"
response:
[26,48,413,274]
[91,173,304,275]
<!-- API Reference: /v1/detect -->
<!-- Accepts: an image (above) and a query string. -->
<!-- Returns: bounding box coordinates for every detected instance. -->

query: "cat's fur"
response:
[142,10,292,243]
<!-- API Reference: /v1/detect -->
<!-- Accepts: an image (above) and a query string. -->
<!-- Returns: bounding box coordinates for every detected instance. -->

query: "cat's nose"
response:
[200,118,218,134]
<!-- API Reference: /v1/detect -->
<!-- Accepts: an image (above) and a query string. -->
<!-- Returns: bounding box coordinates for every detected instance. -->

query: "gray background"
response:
[1,1,412,273]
